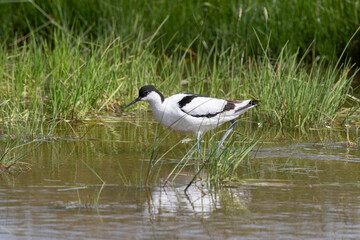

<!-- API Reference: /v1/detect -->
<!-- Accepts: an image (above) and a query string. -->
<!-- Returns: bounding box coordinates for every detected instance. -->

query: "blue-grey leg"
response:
[195,132,202,153]
[217,119,236,151]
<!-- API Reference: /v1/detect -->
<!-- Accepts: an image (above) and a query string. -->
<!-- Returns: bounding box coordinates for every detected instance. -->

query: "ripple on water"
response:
[256,142,360,162]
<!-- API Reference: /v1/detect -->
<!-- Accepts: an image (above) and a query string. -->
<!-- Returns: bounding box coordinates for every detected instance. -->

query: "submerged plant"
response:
[183,129,261,190]
[144,119,261,189]
[0,140,40,173]
[207,135,260,184]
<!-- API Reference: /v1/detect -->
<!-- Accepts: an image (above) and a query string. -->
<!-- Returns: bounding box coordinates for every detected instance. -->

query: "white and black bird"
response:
[120,85,258,152]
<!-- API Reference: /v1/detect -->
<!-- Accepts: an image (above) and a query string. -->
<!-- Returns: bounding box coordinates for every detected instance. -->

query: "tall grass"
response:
[0,29,357,140]
[1,0,359,63]
[246,48,357,129]
[0,0,358,140]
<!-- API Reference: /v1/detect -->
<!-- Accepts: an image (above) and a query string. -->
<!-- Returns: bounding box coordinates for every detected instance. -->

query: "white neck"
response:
[143,92,165,114]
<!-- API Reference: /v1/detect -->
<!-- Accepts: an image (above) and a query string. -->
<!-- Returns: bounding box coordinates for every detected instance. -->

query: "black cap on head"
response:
[138,85,164,102]
[118,85,164,111]
[139,85,157,98]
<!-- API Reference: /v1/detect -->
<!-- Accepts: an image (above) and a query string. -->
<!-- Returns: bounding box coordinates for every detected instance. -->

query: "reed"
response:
[1,0,359,62]
[1,0,359,140]
[0,31,357,140]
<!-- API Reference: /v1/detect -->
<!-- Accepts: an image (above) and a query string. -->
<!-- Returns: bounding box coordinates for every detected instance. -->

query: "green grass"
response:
[0,30,357,139]
[0,0,358,140]
[1,0,359,63]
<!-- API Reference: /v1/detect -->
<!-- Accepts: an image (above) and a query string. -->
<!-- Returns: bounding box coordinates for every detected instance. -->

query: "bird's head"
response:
[118,85,164,111]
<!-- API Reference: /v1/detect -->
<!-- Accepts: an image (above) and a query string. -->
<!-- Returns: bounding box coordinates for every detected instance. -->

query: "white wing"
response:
[178,94,232,118]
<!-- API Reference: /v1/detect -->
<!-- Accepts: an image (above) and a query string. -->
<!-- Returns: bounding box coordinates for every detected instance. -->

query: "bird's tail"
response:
[249,100,259,106]
[234,100,258,113]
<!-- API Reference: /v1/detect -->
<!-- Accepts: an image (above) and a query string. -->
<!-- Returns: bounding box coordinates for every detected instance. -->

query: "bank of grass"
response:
[0,30,358,140]
[1,0,359,63]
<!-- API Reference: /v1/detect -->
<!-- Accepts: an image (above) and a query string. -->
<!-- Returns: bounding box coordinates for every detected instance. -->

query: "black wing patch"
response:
[223,102,236,111]
[178,95,199,108]
[178,94,209,108]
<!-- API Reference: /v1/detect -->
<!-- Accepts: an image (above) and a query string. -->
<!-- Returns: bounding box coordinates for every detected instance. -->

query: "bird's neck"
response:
[147,93,166,114]
[149,98,165,114]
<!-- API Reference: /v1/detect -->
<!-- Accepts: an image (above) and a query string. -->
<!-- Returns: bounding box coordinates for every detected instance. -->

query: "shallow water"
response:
[1,117,360,239]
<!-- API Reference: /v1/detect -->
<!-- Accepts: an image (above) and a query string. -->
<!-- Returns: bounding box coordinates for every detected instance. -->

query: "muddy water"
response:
[1,117,360,239]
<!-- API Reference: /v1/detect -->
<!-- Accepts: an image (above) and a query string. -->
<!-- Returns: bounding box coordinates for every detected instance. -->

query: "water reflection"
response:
[145,185,251,219]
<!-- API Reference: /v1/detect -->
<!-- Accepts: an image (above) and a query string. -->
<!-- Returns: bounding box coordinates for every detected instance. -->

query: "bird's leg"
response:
[195,132,202,153]
[217,119,236,151]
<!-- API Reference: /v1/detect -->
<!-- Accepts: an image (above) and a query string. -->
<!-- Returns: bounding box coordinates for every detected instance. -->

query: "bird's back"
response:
[151,94,257,134]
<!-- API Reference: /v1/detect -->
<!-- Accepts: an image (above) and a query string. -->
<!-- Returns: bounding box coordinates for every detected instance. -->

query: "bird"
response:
[119,85,258,152]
